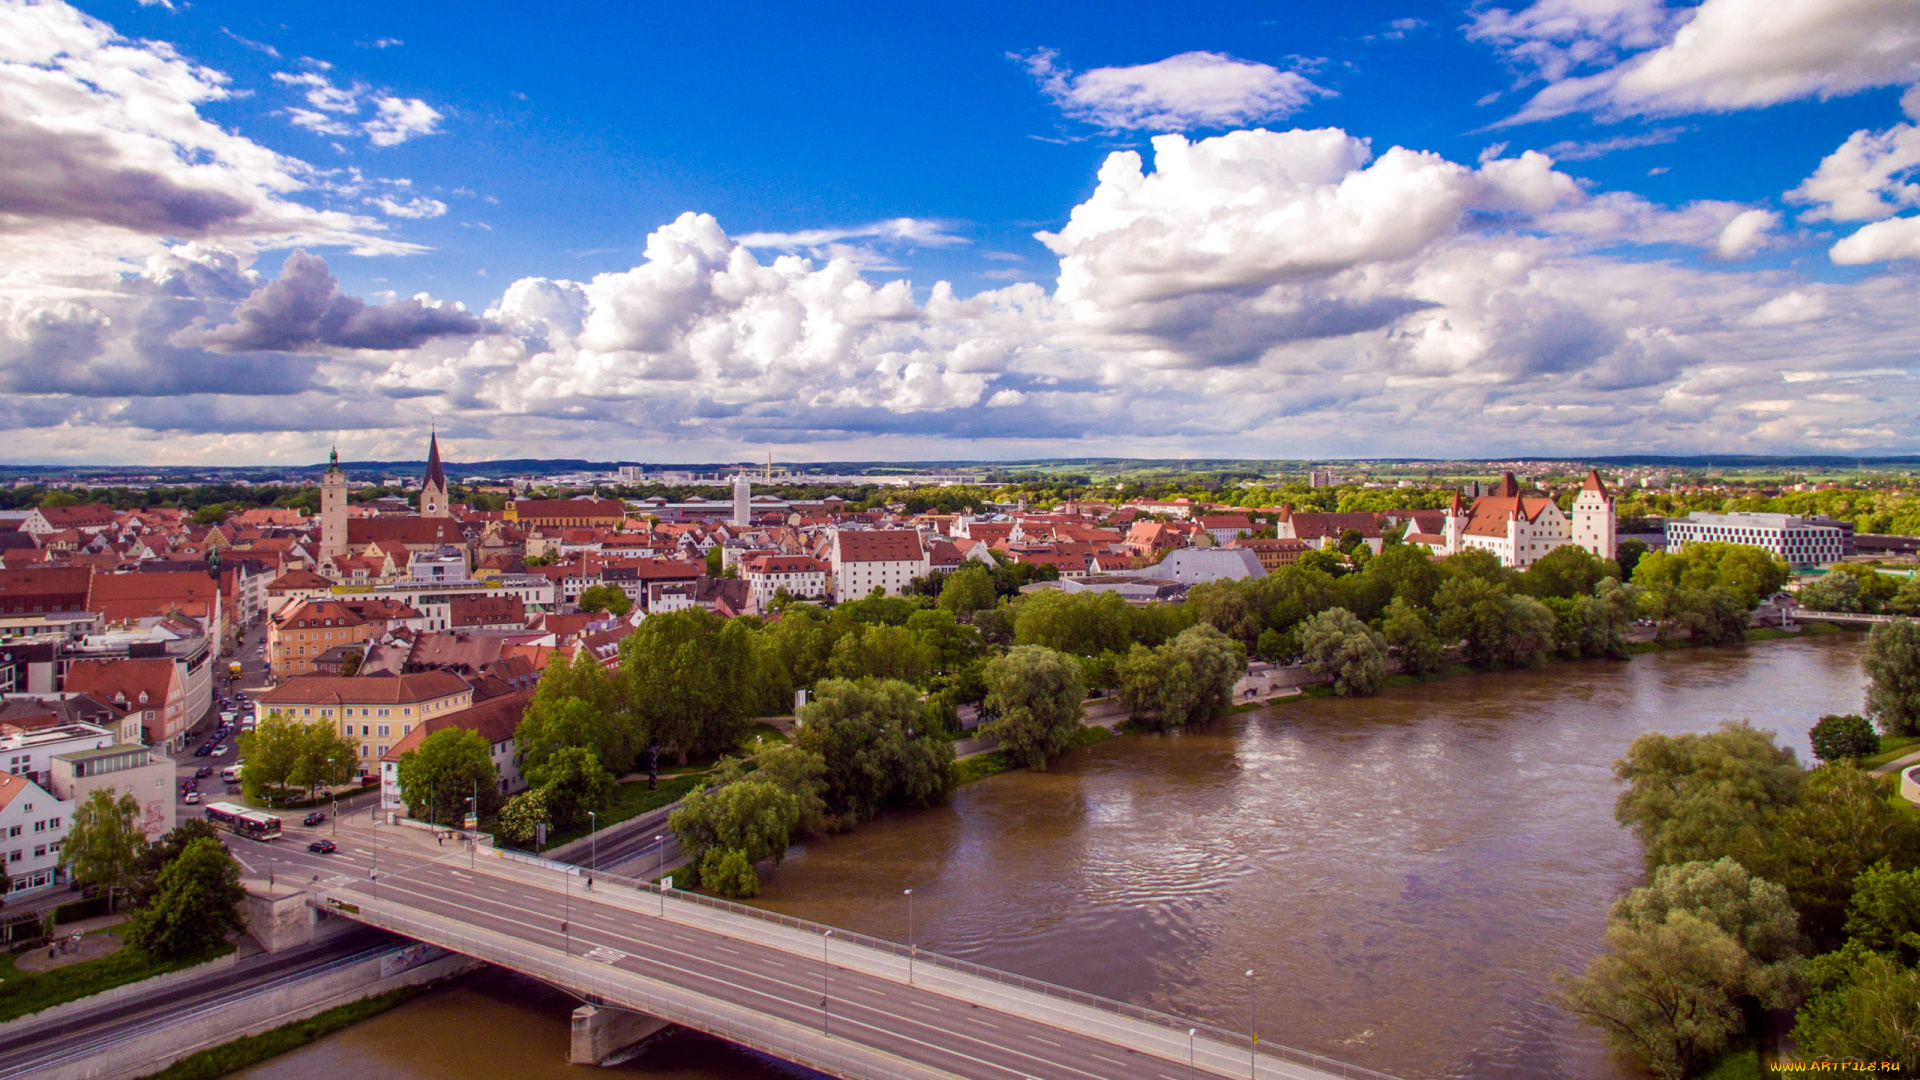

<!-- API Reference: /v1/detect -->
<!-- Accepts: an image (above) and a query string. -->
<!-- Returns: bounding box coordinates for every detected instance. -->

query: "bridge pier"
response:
[568,1004,670,1066]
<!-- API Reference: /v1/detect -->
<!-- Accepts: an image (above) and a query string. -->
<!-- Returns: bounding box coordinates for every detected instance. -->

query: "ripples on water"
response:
[234,635,1868,1080]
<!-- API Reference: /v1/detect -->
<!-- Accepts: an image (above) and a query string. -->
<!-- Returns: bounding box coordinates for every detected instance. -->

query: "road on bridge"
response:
[318,839,1381,1080]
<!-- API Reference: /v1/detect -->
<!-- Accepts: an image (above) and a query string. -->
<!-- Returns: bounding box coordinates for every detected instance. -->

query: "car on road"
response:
[213,744,229,756]
[184,791,201,804]
[196,766,213,778]
[225,784,241,795]
[303,812,326,827]
[193,744,211,757]
[307,839,336,854]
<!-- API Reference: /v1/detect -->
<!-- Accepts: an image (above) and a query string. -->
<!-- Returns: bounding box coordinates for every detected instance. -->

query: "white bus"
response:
[204,801,282,841]
[221,762,244,783]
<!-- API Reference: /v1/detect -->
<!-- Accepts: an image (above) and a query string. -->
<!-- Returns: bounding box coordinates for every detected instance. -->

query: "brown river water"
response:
[229,634,1870,1080]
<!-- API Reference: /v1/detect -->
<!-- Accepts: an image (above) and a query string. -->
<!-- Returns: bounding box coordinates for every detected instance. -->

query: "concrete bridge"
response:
[308,843,1399,1080]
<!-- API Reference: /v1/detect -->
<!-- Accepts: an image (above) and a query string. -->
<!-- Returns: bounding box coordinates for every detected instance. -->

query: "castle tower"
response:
[320,446,348,559]
[1571,469,1616,562]
[1444,491,1467,555]
[420,429,450,519]
[731,473,751,528]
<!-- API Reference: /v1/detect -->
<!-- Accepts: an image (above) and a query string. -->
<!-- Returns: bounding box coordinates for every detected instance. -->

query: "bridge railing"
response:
[343,901,965,1080]
[475,844,1404,1080]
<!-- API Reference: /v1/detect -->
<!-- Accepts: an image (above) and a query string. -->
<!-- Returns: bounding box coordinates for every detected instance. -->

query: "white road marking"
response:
[585,946,628,965]
[911,999,942,1011]
[1027,1034,1063,1047]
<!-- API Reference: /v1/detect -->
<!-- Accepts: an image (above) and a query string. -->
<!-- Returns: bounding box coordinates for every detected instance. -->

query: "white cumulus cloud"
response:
[1017,49,1328,132]
[1485,0,1920,123]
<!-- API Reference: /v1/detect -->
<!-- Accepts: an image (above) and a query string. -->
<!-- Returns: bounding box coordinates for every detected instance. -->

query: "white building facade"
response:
[0,772,72,896]
[830,530,931,602]
[1664,512,1848,571]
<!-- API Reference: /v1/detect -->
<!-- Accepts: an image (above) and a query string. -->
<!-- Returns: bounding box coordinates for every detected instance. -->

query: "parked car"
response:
[193,744,211,757]
[303,811,326,827]
[307,839,336,854]
[225,784,241,795]
[184,791,201,804]
[195,766,213,778]
[213,744,229,756]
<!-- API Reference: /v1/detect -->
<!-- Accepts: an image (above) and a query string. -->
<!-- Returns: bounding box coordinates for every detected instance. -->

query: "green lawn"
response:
[0,935,233,1024]
[509,773,703,853]
[1863,735,1920,770]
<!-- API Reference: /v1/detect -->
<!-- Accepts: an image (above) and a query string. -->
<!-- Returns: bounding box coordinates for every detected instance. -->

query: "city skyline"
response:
[3,0,1919,465]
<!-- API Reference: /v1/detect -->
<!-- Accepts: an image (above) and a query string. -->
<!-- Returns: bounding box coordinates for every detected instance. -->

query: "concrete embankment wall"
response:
[33,947,478,1080]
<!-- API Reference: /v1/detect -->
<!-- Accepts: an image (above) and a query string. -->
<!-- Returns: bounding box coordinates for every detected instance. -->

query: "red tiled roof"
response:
[835,530,924,564]
[259,670,471,706]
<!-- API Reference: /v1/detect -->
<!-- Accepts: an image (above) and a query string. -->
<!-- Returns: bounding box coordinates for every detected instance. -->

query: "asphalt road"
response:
[338,856,1253,1080]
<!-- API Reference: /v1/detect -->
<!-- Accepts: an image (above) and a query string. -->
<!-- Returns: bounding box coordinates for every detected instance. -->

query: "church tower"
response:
[420,429,450,519]
[320,446,348,559]
[1571,469,1616,562]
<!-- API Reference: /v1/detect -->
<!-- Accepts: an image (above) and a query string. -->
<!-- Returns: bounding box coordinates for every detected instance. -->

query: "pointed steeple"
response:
[1581,468,1610,497]
[424,427,446,491]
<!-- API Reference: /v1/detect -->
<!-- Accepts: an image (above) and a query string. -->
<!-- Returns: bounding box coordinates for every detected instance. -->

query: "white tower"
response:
[1571,469,1616,562]
[731,473,751,528]
[320,446,348,559]
[1443,491,1468,556]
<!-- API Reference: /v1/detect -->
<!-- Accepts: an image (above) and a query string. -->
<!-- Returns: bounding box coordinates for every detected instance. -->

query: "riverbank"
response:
[137,985,432,1080]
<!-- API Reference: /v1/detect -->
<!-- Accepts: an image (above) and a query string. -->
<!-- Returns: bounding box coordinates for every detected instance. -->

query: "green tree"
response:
[1790,943,1920,1071]
[1615,537,1649,581]
[750,744,832,835]
[1797,570,1863,613]
[1632,543,1788,609]
[1864,619,1920,736]
[980,646,1087,768]
[577,583,633,617]
[794,678,952,824]
[1613,722,1803,873]
[701,848,760,898]
[936,563,998,620]
[132,820,221,907]
[1561,911,1753,1079]
[1842,861,1920,964]
[1434,575,1515,668]
[705,545,723,576]
[669,779,799,896]
[396,728,502,825]
[828,624,935,684]
[1297,607,1387,696]
[239,715,358,804]
[906,608,985,672]
[1518,545,1621,600]
[536,746,618,830]
[121,838,245,960]
[1826,562,1901,612]
[1608,857,1804,1005]
[1808,714,1881,763]
[623,609,758,763]
[1733,765,1920,946]
[60,789,146,913]
[1498,594,1560,668]
[1011,590,1135,657]
[494,788,552,846]
[1297,548,1346,577]
[1116,623,1244,731]
[516,650,633,779]
[1380,597,1445,674]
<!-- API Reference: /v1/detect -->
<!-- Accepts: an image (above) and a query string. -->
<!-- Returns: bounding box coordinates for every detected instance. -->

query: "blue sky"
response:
[3,0,1919,463]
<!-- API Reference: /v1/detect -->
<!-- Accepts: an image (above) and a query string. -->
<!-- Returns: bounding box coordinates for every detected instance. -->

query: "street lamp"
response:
[1189,1028,1197,1080]
[655,834,666,916]
[587,811,598,871]
[1246,969,1257,1080]
[562,866,571,955]
[903,888,915,984]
